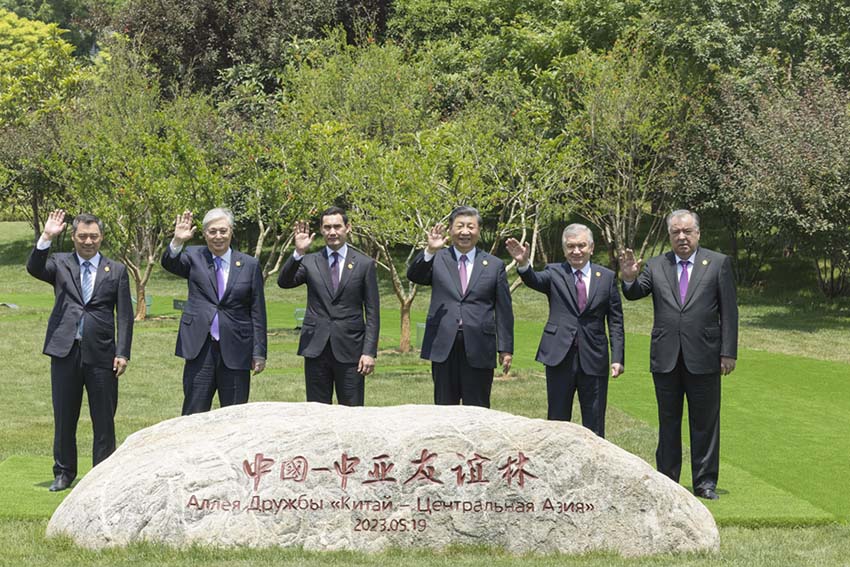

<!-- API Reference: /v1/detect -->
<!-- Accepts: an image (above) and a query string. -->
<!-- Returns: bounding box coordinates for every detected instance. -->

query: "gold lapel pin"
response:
[702,259,709,266]
[235,261,242,267]
[104,266,110,272]
[595,271,601,277]
[348,263,353,269]
[482,260,489,266]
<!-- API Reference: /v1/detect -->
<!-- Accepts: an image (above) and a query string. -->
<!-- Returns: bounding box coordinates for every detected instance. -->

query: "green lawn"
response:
[1,221,849,566]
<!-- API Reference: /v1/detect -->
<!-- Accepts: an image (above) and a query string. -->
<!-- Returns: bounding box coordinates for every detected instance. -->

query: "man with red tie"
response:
[162,208,267,415]
[506,224,624,436]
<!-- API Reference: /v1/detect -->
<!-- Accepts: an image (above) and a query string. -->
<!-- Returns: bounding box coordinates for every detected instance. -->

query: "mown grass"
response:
[1,221,849,566]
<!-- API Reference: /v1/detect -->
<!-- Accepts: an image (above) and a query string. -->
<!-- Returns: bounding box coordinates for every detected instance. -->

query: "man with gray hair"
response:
[162,209,267,415]
[408,206,514,407]
[619,209,738,500]
[506,224,624,437]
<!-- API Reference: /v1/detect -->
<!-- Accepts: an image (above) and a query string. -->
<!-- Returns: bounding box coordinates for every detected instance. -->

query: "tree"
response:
[51,41,223,319]
[716,63,850,297]
[0,8,83,235]
[537,40,690,267]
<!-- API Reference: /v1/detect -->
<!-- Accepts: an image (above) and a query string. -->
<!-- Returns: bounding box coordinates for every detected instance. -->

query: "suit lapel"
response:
[585,263,601,310]
[223,251,244,299]
[202,248,219,296]
[560,262,579,310]
[442,249,464,298]
[336,251,355,297]
[683,248,708,307]
[318,249,335,297]
[64,255,84,301]
[91,256,111,299]
[663,251,681,307]
[465,249,486,297]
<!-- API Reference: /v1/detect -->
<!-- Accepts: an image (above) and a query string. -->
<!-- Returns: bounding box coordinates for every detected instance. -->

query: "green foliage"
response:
[49,38,223,317]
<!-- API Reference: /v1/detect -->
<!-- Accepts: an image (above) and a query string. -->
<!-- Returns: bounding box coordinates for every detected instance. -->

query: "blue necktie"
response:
[77,261,93,338]
[211,256,224,340]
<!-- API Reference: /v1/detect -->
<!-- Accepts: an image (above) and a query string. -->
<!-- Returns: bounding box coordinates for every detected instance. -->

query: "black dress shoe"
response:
[695,487,719,500]
[49,475,73,492]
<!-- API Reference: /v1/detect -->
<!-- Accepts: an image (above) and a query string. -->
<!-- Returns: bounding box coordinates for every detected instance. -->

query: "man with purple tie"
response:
[506,224,624,437]
[277,207,379,406]
[162,208,267,415]
[407,206,514,407]
[619,209,738,500]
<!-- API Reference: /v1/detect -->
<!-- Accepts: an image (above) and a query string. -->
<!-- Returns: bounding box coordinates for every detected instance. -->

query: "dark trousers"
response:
[50,341,118,480]
[545,344,609,437]
[182,336,250,415]
[304,342,364,406]
[652,353,721,491]
[432,330,494,408]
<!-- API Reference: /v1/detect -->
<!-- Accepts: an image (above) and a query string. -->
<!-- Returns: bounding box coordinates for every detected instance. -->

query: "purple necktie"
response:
[575,270,587,312]
[330,252,340,293]
[679,260,690,304]
[459,254,469,294]
[211,256,224,340]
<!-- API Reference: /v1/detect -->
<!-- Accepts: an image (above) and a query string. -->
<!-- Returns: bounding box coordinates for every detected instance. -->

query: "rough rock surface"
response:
[48,402,718,556]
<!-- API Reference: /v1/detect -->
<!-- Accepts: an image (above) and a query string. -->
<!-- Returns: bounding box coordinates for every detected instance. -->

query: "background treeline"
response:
[2,0,850,344]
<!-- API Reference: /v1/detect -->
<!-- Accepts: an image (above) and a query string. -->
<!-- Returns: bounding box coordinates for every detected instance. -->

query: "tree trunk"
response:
[399,298,413,353]
[134,280,147,320]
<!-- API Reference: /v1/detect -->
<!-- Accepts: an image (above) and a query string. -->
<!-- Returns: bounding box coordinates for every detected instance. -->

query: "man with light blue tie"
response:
[27,209,134,491]
[162,208,267,415]
[619,209,738,500]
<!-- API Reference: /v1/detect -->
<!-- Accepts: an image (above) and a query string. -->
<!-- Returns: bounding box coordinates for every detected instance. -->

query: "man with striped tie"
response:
[27,209,134,491]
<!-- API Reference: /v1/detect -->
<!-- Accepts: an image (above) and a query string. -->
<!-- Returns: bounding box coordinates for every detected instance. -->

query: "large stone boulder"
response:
[48,403,718,556]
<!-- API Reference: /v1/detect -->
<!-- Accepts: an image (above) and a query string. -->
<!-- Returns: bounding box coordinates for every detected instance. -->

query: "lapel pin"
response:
[104,266,110,272]
[702,259,708,266]
[235,261,242,267]
[595,271,601,277]
[348,263,353,269]
[482,260,489,266]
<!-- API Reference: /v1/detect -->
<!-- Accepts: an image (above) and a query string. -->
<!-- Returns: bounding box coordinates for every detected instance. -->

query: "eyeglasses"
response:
[205,228,231,236]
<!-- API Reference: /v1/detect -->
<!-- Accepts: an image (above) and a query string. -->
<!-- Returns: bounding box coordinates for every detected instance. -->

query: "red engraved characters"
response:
[243,453,275,491]
[403,449,443,485]
[280,456,309,483]
[452,453,492,486]
[334,452,361,490]
[498,452,538,488]
[364,454,397,484]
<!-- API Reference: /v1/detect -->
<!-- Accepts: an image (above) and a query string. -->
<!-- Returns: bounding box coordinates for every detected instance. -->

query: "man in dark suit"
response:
[506,224,624,437]
[161,208,267,415]
[277,207,379,406]
[27,209,134,491]
[619,209,738,500]
[407,206,513,407]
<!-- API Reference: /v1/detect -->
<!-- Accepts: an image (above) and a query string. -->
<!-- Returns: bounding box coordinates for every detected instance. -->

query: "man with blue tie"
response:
[277,207,379,406]
[619,209,738,500]
[162,209,267,415]
[27,209,134,491]
[506,224,624,437]
[407,206,513,407]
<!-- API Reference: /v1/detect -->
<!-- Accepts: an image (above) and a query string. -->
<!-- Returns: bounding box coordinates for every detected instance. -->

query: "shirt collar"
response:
[453,247,476,263]
[572,262,591,279]
[326,243,348,260]
[676,250,697,265]
[76,252,101,268]
[212,248,232,266]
